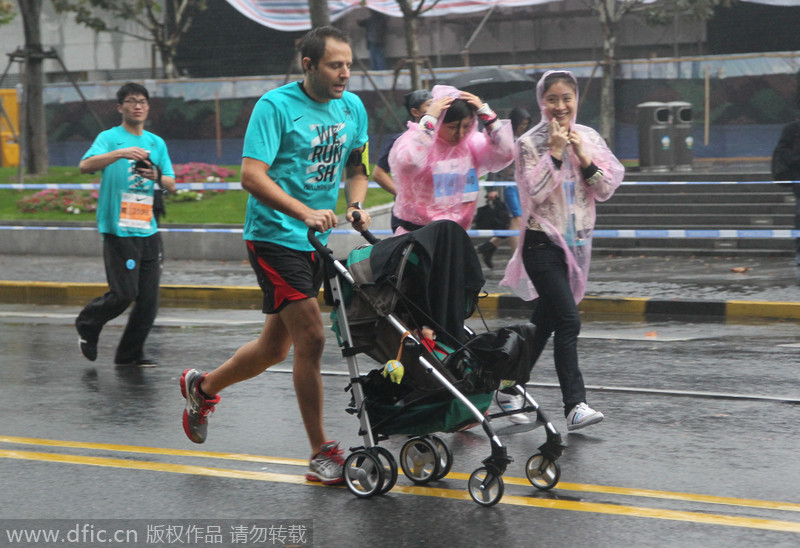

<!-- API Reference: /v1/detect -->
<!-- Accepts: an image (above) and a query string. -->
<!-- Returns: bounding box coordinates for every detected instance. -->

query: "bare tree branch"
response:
[52,0,207,78]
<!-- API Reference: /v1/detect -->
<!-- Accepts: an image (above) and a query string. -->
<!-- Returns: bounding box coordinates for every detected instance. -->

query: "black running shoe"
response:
[477,241,496,269]
[75,319,98,362]
[115,357,159,367]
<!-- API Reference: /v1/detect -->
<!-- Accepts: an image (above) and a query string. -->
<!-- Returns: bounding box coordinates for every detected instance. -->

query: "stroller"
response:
[308,219,566,506]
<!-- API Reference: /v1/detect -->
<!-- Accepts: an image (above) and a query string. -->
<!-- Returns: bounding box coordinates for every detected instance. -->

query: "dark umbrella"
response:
[442,67,534,100]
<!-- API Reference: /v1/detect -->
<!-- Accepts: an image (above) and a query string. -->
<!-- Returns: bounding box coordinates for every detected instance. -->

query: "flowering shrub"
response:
[15,164,236,214]
[169,163,237,203]
[173,163,236,184]
[170,188,205,202]
[17,189,99,215]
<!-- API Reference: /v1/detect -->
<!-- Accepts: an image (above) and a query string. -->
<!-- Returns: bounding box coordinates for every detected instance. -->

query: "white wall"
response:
[1,2,154,84]
[340,2,705,68]
[1,2,705,86]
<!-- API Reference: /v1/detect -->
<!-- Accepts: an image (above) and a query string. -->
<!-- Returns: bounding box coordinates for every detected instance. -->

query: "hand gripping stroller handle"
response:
[306,212,378,258]
[307,227,333,259]
[350,211,379,244]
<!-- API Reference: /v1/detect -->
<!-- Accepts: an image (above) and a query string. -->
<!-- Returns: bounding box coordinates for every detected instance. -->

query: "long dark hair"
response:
[509,107,531,134]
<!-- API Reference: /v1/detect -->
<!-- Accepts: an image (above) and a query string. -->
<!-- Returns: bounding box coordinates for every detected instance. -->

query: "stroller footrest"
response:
[538,435,567,461]
[482,450,512,477]
[341,345,372,357]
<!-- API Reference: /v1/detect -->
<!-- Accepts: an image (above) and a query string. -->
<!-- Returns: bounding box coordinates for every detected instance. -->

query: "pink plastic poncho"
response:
[388,85,514,234]
[500,70,625,303]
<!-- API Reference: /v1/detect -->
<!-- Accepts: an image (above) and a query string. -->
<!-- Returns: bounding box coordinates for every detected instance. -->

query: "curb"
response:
[3,281,800,321]
[489,293,800,320]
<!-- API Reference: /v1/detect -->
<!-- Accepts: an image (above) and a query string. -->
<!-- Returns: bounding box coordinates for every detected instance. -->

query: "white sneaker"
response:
[494,392,531,425]
[566,402,604,431]
[305,441,345,485]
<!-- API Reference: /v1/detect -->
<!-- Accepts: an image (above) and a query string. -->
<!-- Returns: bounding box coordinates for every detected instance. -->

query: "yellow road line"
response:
[4,435,800,514]
[2,448,800,534]
[554,481,800,514]
[0,435,307,467]
[0,449,308,485]
[447,473,800,513]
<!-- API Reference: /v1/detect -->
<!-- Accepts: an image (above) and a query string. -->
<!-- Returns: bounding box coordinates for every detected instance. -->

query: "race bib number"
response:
[119,192,153,229]
[433,160,478,205]
[563,179,585,247]
[462,168,479,203]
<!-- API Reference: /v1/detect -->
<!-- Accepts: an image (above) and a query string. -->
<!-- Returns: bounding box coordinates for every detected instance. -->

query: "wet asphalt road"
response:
[1,304,800,547]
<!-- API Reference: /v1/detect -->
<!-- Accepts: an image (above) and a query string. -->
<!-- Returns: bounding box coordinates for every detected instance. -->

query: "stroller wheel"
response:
[468,467,504,507]
[525,453,561,490]
[427,435,453,481]
[370,446,398,494]
[400,437,440,484]
[344,450,385,498]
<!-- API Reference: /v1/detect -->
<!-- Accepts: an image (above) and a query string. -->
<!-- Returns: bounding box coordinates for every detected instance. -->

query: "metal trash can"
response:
[668,101,693,171]
[636,102,672,172]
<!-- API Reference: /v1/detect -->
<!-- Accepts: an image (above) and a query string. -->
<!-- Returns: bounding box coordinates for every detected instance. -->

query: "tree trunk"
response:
[161,0,177,79]
[18,0,48,175]
[308,0,330,28]
[598,0,618,150]
[403,14,421,89]
[159,44,178,79]
[396,1,421,90]
[599,34,616,150]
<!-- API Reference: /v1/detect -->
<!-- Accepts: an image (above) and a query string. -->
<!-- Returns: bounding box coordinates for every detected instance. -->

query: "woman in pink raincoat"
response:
[501,70,624,431]
[389,85,514,234]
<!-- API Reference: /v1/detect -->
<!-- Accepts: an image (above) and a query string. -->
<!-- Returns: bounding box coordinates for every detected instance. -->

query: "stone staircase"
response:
[382,166,794,263]
[592,170,796,257]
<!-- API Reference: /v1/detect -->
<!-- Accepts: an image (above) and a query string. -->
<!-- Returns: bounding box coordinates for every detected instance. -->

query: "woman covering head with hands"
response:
[389,85,514,234]
[501,70,624,431]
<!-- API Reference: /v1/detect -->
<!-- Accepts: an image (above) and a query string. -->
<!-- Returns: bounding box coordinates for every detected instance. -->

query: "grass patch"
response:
[0,166,394,224]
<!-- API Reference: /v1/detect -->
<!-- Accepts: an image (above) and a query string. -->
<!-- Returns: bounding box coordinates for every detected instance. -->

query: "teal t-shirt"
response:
[242,82,369,250]
[82,125,174,237]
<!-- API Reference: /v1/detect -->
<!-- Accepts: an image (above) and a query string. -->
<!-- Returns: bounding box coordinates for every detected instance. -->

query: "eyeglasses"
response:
[122,99,149,107]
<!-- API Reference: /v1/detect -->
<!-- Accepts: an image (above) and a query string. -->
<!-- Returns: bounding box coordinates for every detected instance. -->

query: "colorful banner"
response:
[224,0,558,31]
[224,0,800,32]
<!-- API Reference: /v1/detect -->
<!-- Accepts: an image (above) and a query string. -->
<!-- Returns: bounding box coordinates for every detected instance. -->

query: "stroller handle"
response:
[307,226,333,258]
[351,211,379,245]
[308,211,380,256]
[308,211,380,255]
[307,211,379,256]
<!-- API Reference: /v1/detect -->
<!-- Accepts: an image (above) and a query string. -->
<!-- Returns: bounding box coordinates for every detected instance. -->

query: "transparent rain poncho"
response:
[388,85,514,234]
[501,70,625,302]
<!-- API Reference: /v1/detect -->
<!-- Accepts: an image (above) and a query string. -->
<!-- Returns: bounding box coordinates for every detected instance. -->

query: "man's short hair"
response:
[298,26,351,71]
[403,89,433,116]
[116,82,149,104]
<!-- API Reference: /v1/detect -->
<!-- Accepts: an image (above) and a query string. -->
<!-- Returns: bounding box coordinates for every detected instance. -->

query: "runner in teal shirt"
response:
[242,80,368,249]
[76,82,176,367]
[179,27,372,487]
[83,125,174,237]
